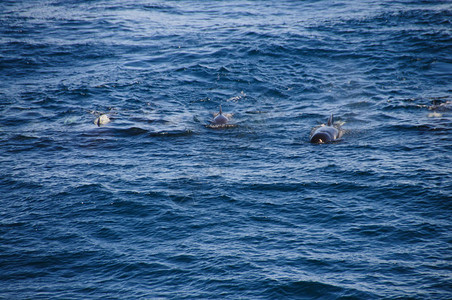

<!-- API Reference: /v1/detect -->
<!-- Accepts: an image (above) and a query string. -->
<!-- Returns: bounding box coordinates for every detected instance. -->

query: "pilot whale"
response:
[310,114,342,143]
[211,105,229,125]
[94,114,110,126]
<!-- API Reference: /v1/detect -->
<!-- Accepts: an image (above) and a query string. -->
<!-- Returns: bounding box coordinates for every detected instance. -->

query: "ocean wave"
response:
[1,0,451,299]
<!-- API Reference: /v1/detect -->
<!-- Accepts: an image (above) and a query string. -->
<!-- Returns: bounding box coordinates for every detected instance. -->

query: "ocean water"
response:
[1,0,451,298]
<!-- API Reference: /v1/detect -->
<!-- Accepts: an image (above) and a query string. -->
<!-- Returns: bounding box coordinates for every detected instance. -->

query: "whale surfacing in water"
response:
[310,114,342,144]
[212,105,229,125]
[94,114,110,126]
[206,105,237,129]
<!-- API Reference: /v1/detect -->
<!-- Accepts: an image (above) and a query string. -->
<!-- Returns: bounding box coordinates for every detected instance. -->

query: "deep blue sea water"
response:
[1,0,451,299]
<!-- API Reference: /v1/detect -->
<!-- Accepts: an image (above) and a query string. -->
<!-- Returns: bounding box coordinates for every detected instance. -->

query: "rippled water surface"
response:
[1,0,451,298]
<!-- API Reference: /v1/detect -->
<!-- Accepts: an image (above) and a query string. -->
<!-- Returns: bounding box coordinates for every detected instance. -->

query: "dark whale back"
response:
[212,105,229,125]
[310,114,339,144]
[310,131,334,143]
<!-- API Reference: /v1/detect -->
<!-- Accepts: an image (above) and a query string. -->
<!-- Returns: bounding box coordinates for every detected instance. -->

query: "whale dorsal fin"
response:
[219,105,223,115]
[327,114,333,126]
